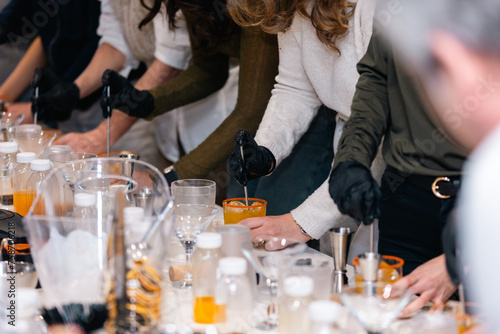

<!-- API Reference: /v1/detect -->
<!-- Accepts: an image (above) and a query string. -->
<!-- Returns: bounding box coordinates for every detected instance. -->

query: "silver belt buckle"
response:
[431,176,451,199]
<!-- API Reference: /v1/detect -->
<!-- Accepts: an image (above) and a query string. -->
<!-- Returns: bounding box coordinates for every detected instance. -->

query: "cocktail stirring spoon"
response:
[240,145,249,206]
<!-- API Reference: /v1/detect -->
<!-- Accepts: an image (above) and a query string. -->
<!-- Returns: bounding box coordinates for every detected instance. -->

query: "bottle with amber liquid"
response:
[24,159,51,215]
[13,152,37,216]
[192,232,224,324]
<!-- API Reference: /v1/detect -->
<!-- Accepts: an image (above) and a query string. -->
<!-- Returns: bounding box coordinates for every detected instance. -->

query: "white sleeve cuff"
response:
[97,0,138,71]
[153,10,191,70]
[290,181,345,239]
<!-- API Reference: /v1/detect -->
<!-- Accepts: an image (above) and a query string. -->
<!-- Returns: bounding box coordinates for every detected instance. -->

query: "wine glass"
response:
[241,237,307,331]
[172,203,219,289]
[341,282,413,334]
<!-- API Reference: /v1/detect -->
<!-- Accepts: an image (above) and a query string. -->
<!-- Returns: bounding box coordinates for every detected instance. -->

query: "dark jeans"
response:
[378,169,457,275]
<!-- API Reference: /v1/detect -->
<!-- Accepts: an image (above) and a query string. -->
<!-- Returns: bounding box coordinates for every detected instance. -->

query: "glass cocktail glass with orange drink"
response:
[353,255,404,284]
[222,198,266,225]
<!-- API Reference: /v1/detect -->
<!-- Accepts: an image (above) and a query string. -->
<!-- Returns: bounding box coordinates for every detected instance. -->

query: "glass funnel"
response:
[10,124,57,157]
[341,282,413,334]
[0,111,24,142]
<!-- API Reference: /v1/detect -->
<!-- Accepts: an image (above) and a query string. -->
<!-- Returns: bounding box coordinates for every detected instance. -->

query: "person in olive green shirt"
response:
[101,0,278,181]
[329,30,467,316]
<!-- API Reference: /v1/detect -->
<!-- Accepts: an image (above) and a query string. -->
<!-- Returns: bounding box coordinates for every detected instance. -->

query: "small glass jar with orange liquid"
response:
[353,255,404,284]
[222,198,266,225]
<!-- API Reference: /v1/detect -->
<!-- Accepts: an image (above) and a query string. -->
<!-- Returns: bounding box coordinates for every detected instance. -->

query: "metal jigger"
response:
[329,227,354,293]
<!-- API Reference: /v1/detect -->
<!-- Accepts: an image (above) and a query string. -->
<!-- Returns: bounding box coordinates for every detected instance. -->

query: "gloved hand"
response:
[442,213,461,285]
[30,68,80,122]
[329,161,381,225]
[100,69,154,118]
[228,129,276,187]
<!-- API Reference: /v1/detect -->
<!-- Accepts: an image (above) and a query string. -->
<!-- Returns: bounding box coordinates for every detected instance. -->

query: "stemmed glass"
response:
[241,237,307,331]
[172,203,219,289]
[341,282,413,334]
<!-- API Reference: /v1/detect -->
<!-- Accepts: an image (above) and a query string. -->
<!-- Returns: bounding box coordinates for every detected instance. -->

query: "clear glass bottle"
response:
[13,152,37,216]
[308,300,342,334]
[123,206,146,245]
[0,142,18,211]
[25,159,51,215]
[70,193,98,219]
[215,257,253,333]
[278,275,314,334]
[192,232,224,324]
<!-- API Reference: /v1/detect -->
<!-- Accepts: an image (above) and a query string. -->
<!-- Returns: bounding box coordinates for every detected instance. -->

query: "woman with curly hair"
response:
[227,0,385,258]
[99,0,278,184]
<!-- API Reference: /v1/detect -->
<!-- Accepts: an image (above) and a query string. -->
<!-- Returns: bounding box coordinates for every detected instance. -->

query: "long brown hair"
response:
[227,0,355,53]
[140,0,238,54]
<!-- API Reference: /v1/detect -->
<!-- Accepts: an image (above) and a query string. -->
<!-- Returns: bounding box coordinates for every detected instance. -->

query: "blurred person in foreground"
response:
[328,1,469,315]
[384,0,500,331]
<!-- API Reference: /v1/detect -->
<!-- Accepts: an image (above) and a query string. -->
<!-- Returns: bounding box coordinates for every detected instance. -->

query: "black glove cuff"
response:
[126,90,155,118]
[259,146,276,175]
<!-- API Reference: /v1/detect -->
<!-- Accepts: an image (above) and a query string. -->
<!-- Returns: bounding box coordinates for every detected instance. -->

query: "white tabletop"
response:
[160,247,363,334]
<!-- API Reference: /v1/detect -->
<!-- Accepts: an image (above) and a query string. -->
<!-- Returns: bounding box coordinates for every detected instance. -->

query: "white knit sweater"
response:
[255,0,385,240]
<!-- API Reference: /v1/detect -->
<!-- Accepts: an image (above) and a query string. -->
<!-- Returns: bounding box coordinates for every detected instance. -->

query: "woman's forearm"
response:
[0,36,46,101]
[73,43,126,99]
[135,59,182,90]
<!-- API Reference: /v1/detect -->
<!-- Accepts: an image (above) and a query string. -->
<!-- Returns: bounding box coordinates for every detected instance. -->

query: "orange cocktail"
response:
[222,198,266,225]
[353,255,404,284]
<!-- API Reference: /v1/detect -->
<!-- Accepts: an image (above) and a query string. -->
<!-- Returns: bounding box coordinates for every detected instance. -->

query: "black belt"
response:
[385,166,461,199]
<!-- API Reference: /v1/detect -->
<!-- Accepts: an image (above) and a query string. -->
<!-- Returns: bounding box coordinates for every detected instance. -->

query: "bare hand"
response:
[56,129,105,153]
[394,254,457,317]
[47,324,86,334]
[238,213,311,247]
[5,102,33,124]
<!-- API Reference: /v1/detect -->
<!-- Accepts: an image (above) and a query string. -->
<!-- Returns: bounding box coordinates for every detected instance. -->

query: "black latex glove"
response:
[329,161,381,225]
[100,69,154,118]
[228,129,276,187]
[30,68,80,122]
[442,212,461,285]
